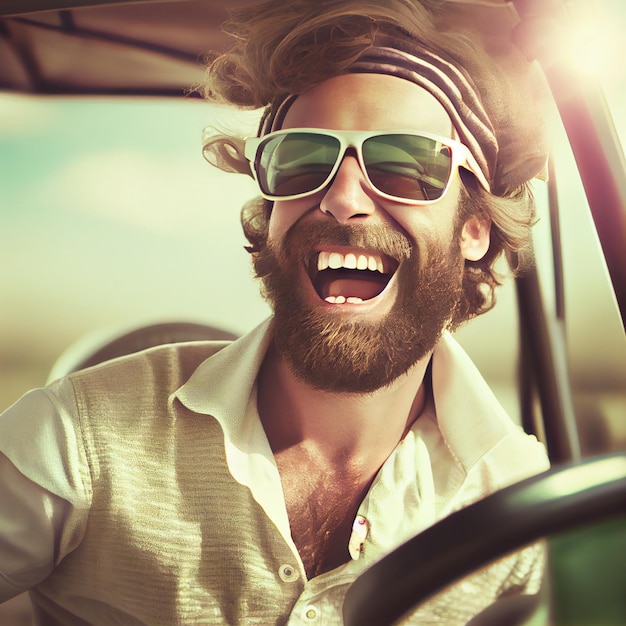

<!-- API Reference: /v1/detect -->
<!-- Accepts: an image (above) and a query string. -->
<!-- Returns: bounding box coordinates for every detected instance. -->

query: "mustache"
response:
[282,220,413,263]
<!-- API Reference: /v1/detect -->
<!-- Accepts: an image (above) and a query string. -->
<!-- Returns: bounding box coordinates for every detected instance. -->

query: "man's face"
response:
[258,73,490,393]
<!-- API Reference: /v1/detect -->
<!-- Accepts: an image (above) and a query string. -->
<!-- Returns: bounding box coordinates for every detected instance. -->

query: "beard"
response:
[254,219,466,394]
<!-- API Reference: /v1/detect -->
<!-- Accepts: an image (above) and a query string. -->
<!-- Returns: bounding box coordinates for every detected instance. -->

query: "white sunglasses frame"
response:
[243,128,490,205]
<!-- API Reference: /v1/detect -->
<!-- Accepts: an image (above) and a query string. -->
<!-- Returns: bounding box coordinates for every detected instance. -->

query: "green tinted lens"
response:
[362,134,453,201]
[257,133,341,197]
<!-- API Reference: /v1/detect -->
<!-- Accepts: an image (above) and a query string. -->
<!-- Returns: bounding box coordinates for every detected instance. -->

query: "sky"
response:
[0,0,625,414]
[0,97,272,405]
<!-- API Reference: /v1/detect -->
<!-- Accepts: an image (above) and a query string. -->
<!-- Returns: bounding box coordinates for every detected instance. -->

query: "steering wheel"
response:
[343,453,626,626]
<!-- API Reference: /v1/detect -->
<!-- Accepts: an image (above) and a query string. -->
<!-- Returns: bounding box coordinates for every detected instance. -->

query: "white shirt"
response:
[0,318,549,624]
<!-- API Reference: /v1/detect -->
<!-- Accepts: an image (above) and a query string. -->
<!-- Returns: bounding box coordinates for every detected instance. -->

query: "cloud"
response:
[38,146,259,239]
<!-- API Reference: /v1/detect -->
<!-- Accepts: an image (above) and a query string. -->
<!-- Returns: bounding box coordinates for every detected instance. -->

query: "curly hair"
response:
[203,0,447,108]
[202,0,546,318]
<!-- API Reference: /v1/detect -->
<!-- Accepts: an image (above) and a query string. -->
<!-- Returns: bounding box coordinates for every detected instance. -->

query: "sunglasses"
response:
[243,128,490,205]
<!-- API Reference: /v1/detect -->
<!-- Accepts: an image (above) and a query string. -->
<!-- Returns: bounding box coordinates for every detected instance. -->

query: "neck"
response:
[257,340,431,472]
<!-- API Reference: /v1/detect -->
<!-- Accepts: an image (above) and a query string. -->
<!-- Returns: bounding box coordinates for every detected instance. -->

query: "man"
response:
[0,0,552,624]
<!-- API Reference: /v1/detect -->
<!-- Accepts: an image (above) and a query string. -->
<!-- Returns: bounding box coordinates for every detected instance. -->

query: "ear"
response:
[460,215,491,261]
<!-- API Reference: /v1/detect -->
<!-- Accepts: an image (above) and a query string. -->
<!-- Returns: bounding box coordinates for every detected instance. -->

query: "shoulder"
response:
[49,340,233,440]
[67,340,232,398]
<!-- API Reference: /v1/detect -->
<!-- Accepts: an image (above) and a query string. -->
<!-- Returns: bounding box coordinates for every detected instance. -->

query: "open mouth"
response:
[309,250,398,304]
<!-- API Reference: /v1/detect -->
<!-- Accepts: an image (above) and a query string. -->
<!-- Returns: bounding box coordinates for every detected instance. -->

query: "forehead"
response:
[282,73,453,136]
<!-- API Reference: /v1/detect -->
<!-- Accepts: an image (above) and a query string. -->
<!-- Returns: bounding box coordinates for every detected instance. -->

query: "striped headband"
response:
[258,39,499,191]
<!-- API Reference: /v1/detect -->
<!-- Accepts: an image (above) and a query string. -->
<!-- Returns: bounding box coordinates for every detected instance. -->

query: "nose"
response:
[319,154,377,223]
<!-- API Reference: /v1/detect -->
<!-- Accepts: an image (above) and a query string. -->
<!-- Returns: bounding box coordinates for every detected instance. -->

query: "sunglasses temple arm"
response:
[463,149,491,193]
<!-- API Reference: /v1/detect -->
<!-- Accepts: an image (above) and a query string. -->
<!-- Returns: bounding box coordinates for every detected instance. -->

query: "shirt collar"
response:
[431,330,518,470]
[174,317,298,551]
[173,320,538,574]
[175,321,517,472]
[174,317,272,442]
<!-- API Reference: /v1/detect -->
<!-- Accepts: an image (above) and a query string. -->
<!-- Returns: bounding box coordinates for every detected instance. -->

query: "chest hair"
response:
[278,458,372,579]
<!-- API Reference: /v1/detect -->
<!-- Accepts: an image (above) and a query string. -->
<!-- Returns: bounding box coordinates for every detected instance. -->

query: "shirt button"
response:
[303,605,319,621]
[278,563,300,583]
[348,515,369,560]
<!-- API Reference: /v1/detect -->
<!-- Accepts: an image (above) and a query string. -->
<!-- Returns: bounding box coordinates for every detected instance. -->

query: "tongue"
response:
[326,277,384,301]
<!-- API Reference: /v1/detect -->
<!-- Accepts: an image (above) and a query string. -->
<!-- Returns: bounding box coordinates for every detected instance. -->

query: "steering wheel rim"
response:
[342,453,626,626]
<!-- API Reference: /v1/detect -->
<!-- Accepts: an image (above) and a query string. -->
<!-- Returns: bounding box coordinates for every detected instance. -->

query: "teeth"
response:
[325,296,364,304]
[344,253,357,269]
[317,251,384,273]
[328,252,343,269]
